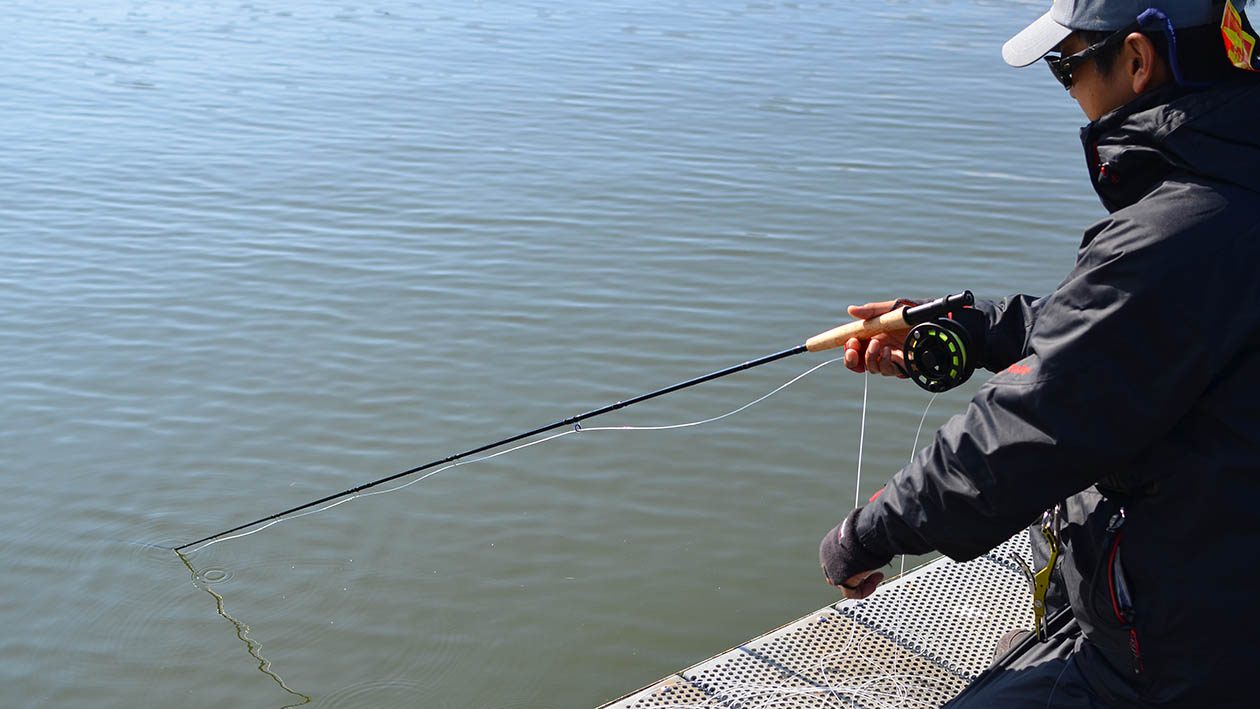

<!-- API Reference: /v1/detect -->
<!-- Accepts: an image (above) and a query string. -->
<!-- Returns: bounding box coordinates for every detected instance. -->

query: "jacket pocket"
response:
[1105,528,1144,675]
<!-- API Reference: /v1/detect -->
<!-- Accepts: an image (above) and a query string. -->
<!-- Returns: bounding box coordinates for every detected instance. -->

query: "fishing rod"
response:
[175,290,975,552]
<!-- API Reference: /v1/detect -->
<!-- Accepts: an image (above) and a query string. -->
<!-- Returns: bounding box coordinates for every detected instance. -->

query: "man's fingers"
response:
[846,300,901,320]
[865,339,881,373]
[888,349,908,378]
[844,338,866,373]
[842,298,912,378]
[840,570,885,600]
[852,335,907,377]
[865,340,903,377]
[823,565,885,599]
[879,347,906,377]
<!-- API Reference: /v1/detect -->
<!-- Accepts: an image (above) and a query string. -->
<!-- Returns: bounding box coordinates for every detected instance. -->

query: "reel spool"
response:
[904,318,975,393]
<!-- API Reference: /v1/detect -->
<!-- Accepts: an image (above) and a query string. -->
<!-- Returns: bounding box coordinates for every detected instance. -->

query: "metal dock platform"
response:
[599,533,1034,708]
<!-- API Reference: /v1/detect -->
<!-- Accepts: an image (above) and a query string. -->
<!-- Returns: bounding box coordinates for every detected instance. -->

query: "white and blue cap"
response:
[1002,1,1223,67]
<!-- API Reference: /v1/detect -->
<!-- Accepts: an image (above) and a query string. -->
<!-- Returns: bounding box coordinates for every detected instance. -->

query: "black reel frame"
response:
[904,317,975,393]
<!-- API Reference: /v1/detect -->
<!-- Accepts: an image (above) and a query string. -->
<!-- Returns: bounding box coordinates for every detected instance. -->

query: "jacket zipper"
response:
[1105,518,1144,675]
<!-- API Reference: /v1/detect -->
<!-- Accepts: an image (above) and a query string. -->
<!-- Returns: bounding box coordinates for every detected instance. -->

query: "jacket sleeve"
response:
[855,193,1259,562]
[968,295,1044,372]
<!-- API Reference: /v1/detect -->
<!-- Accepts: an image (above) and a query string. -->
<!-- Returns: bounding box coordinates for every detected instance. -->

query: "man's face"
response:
[1057,33,1141,121]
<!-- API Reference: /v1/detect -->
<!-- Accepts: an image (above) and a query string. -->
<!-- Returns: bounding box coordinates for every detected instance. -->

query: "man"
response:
[818,1,1260,706]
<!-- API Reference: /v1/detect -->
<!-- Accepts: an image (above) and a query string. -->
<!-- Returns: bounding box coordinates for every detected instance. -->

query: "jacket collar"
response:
[1079,85,1187,213]
[1080,80,1260,212]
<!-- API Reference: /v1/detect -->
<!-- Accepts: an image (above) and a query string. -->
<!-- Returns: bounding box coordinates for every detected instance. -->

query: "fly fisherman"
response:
[818,1,1260,706]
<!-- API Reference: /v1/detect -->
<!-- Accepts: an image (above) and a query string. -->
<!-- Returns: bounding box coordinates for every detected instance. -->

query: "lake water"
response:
[3,1,1105,706]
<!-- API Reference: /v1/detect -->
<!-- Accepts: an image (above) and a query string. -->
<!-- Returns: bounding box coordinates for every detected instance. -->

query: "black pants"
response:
[944,616,1111,709]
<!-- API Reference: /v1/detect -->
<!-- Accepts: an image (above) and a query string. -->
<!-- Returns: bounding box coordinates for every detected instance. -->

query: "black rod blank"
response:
[175,344,808,551]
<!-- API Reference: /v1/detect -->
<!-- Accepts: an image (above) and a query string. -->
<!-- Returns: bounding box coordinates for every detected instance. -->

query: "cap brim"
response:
[1002,9,1073,67]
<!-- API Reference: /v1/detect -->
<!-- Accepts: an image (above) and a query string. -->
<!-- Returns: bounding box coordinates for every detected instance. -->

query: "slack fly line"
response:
[174,291,972,553]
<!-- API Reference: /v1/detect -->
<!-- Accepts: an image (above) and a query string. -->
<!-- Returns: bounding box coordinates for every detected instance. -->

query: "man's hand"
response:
[824,568,885,600]
[819,508,893,600]
[842,300,915,377]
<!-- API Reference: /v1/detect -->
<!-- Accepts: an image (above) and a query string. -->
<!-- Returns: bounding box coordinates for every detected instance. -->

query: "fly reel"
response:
[904,318,975,393]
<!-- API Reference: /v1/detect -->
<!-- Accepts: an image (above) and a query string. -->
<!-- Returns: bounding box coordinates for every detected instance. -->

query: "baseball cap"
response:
[1002,1,1224,67]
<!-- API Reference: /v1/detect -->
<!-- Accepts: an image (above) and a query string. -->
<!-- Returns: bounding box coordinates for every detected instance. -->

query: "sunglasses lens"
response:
[1043,55,1072,89]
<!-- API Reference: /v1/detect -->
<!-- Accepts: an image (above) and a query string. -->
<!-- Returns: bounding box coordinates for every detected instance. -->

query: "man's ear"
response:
[1124,32,1169,94]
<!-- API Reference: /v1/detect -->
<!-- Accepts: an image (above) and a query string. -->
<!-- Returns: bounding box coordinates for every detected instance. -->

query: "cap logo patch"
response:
[1222,0,1260,72]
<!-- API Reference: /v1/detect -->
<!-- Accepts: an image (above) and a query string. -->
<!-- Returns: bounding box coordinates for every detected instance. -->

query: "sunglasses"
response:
[1043,21,1140,89]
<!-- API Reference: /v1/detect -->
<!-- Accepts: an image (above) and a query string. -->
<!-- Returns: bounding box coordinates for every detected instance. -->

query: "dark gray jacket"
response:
[854,79,1260,705]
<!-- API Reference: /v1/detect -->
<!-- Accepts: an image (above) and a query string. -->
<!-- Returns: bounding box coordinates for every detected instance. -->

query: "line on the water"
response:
[176,551,311,707]
[110,538,174,550]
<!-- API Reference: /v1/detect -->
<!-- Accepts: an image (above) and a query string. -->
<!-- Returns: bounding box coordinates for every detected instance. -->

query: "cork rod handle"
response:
[804,309,910,353]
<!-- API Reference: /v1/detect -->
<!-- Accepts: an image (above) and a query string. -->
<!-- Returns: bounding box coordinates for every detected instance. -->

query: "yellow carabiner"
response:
[1011,504,1061,641]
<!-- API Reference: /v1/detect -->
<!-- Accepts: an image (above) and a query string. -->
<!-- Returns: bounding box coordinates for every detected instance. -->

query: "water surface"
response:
[2,1,1104,706]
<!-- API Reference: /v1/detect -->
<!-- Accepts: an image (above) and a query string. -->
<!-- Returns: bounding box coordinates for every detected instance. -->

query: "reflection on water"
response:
[178,551,311,708]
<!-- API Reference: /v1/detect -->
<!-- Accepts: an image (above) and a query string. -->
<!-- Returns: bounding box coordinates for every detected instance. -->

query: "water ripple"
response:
[4,0,1097,706]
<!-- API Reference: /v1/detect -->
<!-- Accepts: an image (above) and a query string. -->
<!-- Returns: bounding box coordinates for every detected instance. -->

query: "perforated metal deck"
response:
[599,533,1034,709]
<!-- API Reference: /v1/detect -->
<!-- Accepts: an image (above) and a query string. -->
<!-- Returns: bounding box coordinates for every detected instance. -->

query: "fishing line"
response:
[810,390,946,709]
[900,390,940,584]
[911,394,939,462]
[182,362,953,707]
[180,358,945,707]
[182,357,845,554]
[175,290,973,553]
[778,389,949,708]
[183,430,576,553]
[176,345,801,552]
[856,372,869,508]
[174,300,973,709]
[185,374,951,707]
[621,389,948,709]
[176,551,311,707]
[575,356,840,433]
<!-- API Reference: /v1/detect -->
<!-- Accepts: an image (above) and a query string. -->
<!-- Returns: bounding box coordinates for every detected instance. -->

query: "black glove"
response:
[819,507,892,588]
